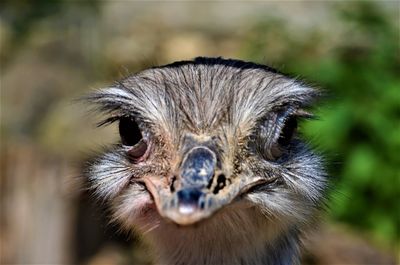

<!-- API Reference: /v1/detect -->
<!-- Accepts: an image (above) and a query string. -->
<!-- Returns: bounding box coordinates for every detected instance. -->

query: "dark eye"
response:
[277,115,297,147]
[119,117,142,146]
[119,117,148,160]
[269,114,298,159]
[254,109,299,161]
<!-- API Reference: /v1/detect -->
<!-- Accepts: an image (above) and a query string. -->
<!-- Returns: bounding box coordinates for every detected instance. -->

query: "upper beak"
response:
[164,146,222,225]
[144,144,262,226]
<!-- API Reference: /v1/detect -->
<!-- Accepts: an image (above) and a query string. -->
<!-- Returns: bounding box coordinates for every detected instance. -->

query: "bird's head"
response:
[87,57,327,234]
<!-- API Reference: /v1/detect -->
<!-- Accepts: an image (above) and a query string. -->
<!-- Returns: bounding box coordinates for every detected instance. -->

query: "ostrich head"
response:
[87,57,327,265]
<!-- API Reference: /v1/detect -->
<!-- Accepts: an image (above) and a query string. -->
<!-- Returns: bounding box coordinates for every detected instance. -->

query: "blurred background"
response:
[0,1,399,264]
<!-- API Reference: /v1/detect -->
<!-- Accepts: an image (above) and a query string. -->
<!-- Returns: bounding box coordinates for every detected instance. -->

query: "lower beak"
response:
[163,188,213,225]
[146,176,267,226]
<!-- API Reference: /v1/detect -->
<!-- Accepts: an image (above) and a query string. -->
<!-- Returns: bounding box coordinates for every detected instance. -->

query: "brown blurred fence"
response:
[1,143,75,264]
[0,142,142,265]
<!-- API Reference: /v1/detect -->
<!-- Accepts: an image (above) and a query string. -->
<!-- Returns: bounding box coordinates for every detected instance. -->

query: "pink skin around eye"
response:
[128,140,152,163]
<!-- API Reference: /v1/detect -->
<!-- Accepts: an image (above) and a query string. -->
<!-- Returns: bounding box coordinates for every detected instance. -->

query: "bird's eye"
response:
[119,117,142,146]
[119,117,148,160]
[269,114,298,159]
[254,109,299,161]
[277,115,297,147]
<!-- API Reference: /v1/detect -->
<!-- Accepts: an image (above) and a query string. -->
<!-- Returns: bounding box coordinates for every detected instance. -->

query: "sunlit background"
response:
[1,1,399,264]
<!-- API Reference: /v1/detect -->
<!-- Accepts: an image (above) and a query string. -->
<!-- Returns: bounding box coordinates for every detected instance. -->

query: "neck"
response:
[144,207,301,265]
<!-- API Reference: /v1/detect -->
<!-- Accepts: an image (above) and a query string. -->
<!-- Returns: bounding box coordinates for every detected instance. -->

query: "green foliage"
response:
[301,4,400,245]
[243,2,400,245]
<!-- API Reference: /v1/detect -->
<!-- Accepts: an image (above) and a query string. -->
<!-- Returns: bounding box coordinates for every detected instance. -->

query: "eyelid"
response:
[265,107,314,130]
[292,109,315,119]
[96,116,121,127]
[126,139,149,162]
[262,107,295,141]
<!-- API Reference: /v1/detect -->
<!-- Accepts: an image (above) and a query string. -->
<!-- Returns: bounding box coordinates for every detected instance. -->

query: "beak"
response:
[144,144,265,226]
[164,146,219,225]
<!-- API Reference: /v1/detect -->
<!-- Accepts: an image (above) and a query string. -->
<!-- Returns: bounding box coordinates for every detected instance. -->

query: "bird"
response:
[86,57,328,265]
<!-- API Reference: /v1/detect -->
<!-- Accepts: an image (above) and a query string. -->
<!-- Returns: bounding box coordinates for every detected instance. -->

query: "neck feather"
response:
[144,207,301,265]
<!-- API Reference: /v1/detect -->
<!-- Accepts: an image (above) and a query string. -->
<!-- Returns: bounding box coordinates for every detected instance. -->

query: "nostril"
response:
[206,174,214,189]
[170,176,177,193]
[199,197,205,209]
[213,174,226,194]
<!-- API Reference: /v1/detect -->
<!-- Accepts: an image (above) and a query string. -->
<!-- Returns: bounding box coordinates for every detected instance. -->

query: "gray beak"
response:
[144,140,268,226]
[162,146,223,225]
[175,146,216,214]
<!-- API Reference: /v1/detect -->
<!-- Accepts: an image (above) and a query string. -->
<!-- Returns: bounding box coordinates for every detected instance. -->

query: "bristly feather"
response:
[85,57,328,265]
[85,57,319,140]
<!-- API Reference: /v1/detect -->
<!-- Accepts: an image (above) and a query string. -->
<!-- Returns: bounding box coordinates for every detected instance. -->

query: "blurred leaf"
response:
[242,1,400,246]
